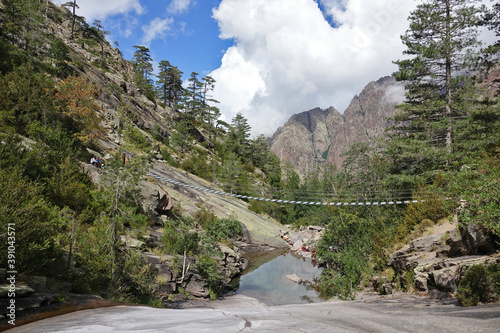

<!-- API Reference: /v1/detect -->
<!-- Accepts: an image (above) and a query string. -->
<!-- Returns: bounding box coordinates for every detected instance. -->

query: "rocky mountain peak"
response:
[270,76,403,176]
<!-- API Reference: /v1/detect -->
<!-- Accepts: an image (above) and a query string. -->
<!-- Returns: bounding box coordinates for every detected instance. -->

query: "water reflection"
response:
[234,250,324,305]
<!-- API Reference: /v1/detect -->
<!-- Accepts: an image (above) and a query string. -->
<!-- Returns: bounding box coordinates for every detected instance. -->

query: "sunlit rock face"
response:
[270,76,403,176]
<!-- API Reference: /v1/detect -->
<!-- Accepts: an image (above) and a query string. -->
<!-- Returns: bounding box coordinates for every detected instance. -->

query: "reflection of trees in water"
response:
[302,280,313,290]
[300,295,313,303]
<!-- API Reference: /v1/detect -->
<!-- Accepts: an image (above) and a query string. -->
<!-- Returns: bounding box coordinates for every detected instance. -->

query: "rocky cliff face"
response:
[270,76,404,175]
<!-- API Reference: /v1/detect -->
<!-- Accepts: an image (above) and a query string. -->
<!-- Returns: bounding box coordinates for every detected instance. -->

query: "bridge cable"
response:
[146,171,427,206]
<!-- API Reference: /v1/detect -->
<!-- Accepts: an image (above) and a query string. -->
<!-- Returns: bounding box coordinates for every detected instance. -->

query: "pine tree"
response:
[226,113,251,160]
[482,3,500,66]
[2,0,48,56]
[92,20,110,58]
[63,0,78,40]
[156,60,184,109]
[132,45,155,101]
[185,72,203,121]
[157,60,172,106]
[390,0,486,176]
[200,75,221,139]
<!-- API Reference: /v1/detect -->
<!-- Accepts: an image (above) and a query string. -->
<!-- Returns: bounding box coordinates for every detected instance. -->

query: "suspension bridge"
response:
[147,171,427,206]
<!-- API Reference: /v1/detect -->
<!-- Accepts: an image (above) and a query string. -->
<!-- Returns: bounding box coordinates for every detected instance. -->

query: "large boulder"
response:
[217,245,247,283]
[460,223,499,255]
[387,220,499,298]
[291,239,304,252]
[445,229,468,257]
[285,274,302,284]
[431,266,460,292]
[184,273,209,298]
[388,245,420,273]
[415,273,429,293]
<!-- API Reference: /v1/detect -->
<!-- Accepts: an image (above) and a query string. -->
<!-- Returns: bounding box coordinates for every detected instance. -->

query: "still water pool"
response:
[233,250,324,305]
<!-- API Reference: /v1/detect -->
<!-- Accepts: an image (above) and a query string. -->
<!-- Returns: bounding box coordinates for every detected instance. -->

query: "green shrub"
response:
[248,200,264,214]
[205,218,244,242]
[448,155,500,236]
[315,268,357,300]
[197,254,222,300]
[124,126,150,149]
[114,249,158,304]
[457,263,500,306]
[160,147,179,167]
[179,152,214,181]
[315,209,374,299]
[161,220,199,255]
[194,206,217,229]
[401,269,415,293]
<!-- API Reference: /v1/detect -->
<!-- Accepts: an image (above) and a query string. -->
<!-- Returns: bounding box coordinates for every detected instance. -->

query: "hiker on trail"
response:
[90,155,98,167]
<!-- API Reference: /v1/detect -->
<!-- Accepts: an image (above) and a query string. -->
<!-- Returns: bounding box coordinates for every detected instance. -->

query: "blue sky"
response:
[57,0,496,137]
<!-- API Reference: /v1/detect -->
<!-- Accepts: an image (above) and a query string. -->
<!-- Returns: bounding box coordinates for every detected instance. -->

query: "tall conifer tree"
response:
[132,45,155,100]
[156,60,184,109]
[185,72,203,121]
[390,0,486,177]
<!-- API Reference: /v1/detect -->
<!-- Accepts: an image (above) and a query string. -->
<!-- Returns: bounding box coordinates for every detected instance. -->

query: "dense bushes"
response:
[162,219,200,255]
[205,218,244,242]
[0,58,158,303]
[447,155,500,236]
[162,207,244,255]
[458,264,500,306]
[160,209,244,300]
[315,209,375,299]
[197,255,223,300]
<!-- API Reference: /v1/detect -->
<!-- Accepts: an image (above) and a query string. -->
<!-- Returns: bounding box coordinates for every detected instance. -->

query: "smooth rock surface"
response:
[7,294,500,333]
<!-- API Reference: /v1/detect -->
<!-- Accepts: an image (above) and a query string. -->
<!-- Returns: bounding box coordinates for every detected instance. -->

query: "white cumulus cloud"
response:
[141,17,175,46]
[75,0,144,21]
[210,0,418,136]
[167,0,194,14]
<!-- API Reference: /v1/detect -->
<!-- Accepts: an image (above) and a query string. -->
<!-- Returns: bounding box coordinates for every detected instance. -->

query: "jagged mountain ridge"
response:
[270,76,403,176]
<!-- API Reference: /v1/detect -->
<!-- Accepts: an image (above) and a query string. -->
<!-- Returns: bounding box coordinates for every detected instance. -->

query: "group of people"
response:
[90,155,104,168]
[277,229,317,258]
[277,229,291,245]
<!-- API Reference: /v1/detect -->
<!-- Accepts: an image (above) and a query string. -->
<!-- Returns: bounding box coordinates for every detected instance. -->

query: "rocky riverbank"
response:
[373,218,500,298]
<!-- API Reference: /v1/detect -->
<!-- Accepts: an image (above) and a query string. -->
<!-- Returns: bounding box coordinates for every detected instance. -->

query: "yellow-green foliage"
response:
[54,75,104,143]
[194,206,217,228]
[410,219,435,239]
[124,125,150,149]
[395,190,447,243]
